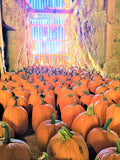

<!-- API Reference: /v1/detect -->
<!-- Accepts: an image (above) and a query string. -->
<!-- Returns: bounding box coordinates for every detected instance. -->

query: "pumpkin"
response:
[0,121,15,138]
[6,95,29,114]
[86,117,119,153]
[79,91,94,109]
[2,101,28,136]
[36,114,66,151]
[95,84,108,94]
[71,103,100,139]
[59,92,79,111]
[88,80,104,94]
[0,85,13,109]
[32,99,57,132]
[47,126,89,160]
[12,87,30,100]
[61,100,85,129]
[95,138,120,160]
[94,96,109,127]
[28,93,55,109]
[0,73,11,81]
[106,103,120,136]
[0,121,31,160]
[73,83,89,97]
[104,87,120,104]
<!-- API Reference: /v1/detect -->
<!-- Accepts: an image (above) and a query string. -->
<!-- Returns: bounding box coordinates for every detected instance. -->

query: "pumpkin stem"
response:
[68,92,73,97]
[50,114,56,124]
[117,104,120,107]
[58,126,73,141]
[103,95,107,101]
[82,91,90,95]
[41,98,46,105]
[2,85,7,90]
[103,117,112,130]
[38,152,49,160]
[0,121,11,144]
[73,99,77,106]
[86,103,94,116]
[116,139,120,154]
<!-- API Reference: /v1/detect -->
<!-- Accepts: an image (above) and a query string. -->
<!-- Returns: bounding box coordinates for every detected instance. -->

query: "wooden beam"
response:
[31,24,62,27]
[27,8,74,14]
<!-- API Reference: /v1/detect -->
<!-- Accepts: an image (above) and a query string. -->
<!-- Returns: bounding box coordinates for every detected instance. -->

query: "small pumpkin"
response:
[0,121,31,160]
[95,138,120,160]
[36,114,66,151]
[47,126,89,160]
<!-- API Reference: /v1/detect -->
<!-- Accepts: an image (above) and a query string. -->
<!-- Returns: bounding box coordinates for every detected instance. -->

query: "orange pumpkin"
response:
[36,114,66,151]
[71,103,100,139]
[32,100,57,132]
[86,118,119,153]
[6,95,29,114]
[0,121,31,160]
[94,96,109,127]
[59,92,79,111]
[47,126,89,160]
[106,103,120,136]
[95,138,120,160]
[61,100,85,129]
[2,104,28,136]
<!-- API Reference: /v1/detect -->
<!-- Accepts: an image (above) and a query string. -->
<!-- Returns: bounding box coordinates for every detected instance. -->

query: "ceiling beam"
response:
[27,8,74,14]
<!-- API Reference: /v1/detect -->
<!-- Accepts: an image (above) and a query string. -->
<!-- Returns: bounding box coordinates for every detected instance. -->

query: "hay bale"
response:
[103,54,120,78]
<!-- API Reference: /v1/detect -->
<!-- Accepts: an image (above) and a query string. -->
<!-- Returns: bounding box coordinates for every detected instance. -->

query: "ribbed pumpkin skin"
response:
[2,106,28,136]
[0,139,31,160]
[86,127,119,153]
[95,147,120,160]
[61,104,85,129]
[71,111,100,139]
[36,119,66,151]
[47,132,89,160]
[32,104,57,132]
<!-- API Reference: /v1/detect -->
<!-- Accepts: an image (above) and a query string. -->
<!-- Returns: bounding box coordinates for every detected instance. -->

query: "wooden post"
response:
[0,3,5,75]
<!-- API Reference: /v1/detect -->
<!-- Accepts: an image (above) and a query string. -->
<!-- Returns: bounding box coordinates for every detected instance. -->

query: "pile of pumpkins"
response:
[0,64,120,160]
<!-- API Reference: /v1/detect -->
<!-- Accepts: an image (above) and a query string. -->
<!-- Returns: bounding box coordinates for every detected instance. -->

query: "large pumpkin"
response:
[47,126,89,160]
[0,121,31,160]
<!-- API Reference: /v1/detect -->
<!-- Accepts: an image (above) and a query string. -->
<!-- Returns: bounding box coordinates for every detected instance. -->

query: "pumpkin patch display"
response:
[36,114,66,151]
[47,126,89,160]
[0,121,31,160]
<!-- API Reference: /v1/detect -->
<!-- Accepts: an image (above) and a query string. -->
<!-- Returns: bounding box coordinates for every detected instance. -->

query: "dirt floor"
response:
[22,113,42,160]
